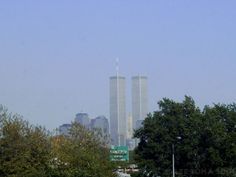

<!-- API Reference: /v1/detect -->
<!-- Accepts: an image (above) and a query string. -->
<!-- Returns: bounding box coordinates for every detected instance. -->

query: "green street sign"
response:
[110,146,129,162]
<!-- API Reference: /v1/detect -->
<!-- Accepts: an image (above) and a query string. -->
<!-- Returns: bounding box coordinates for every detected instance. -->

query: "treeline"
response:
[0,105,115,177]
[133,96,236,177]
[1,96,236,177]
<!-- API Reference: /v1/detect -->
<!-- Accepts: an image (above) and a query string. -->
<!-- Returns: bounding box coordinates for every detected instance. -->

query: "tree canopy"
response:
[0,105,115,177]
[134,96,236,177]
[50,123,115,177]
[0,105,51,177]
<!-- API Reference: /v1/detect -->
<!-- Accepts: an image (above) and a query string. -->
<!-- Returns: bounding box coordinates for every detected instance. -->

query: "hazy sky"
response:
[0,1,236,130]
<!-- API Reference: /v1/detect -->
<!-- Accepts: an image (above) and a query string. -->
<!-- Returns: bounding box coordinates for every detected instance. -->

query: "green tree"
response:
[197,104,236,176]
[50,122,115,177]
[0,105,115,177]
[134,96,236,177]
[0,105,52,177]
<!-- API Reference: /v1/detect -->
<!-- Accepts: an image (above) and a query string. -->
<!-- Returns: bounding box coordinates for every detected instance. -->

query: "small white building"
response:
[116,172,131,177]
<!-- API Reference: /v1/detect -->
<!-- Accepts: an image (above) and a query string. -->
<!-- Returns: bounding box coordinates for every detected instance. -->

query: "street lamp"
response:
[172,136,182,177]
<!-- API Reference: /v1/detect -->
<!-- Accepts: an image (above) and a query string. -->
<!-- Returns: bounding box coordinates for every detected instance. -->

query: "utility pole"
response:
[172,144,175,177]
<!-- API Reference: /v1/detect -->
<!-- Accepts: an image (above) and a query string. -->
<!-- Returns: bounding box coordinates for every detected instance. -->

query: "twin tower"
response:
[110,75,148,146]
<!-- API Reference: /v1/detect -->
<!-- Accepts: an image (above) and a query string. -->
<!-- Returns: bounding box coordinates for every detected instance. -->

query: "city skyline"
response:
[0,1,236,130]
[59,74,148,147]
[110,75,149,146]
[59,113,109,137]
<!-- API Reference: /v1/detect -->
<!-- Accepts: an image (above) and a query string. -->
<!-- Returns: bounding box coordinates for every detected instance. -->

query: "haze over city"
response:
[0,1,236,130]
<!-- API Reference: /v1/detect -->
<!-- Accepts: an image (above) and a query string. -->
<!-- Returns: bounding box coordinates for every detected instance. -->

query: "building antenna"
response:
[116,57,119,77]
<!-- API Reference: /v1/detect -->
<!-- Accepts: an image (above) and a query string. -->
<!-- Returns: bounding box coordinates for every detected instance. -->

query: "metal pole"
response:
[172,144,175,177]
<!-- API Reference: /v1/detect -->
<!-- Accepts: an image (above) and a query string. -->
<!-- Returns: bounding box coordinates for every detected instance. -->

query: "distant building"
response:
[75,113,90,128]
[91,115,109,135]
[126,113,135,150]
[126,113,133,139]
[110,76,126,146]
[59,124,71,136]
[132,76,148,131]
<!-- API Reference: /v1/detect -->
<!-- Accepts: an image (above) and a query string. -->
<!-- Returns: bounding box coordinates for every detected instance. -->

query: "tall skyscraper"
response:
[132,76,148,131]
[110,76,126,146]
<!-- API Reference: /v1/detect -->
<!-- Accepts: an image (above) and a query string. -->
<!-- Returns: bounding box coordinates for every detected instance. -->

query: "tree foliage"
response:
[0,105,51,177]
[134,96,236,177]
[0,105,115,177]
[50,122,115,177]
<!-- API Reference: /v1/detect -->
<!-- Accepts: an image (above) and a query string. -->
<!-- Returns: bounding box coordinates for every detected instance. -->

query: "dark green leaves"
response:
[134,96,236,177]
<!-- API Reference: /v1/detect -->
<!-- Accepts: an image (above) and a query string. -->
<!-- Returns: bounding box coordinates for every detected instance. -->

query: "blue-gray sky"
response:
[0,0,235,130]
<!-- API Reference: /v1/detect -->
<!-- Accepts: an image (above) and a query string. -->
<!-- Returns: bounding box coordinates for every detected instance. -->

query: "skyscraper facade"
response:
[126,113,133,140]
[59,124,72,136]
[110,76,126,146]
[132,76,148,131]
[91,115,109,135]
[75,113,90,129]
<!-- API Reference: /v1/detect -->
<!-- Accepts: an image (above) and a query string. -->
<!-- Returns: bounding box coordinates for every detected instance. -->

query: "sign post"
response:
[110,146,129,162]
